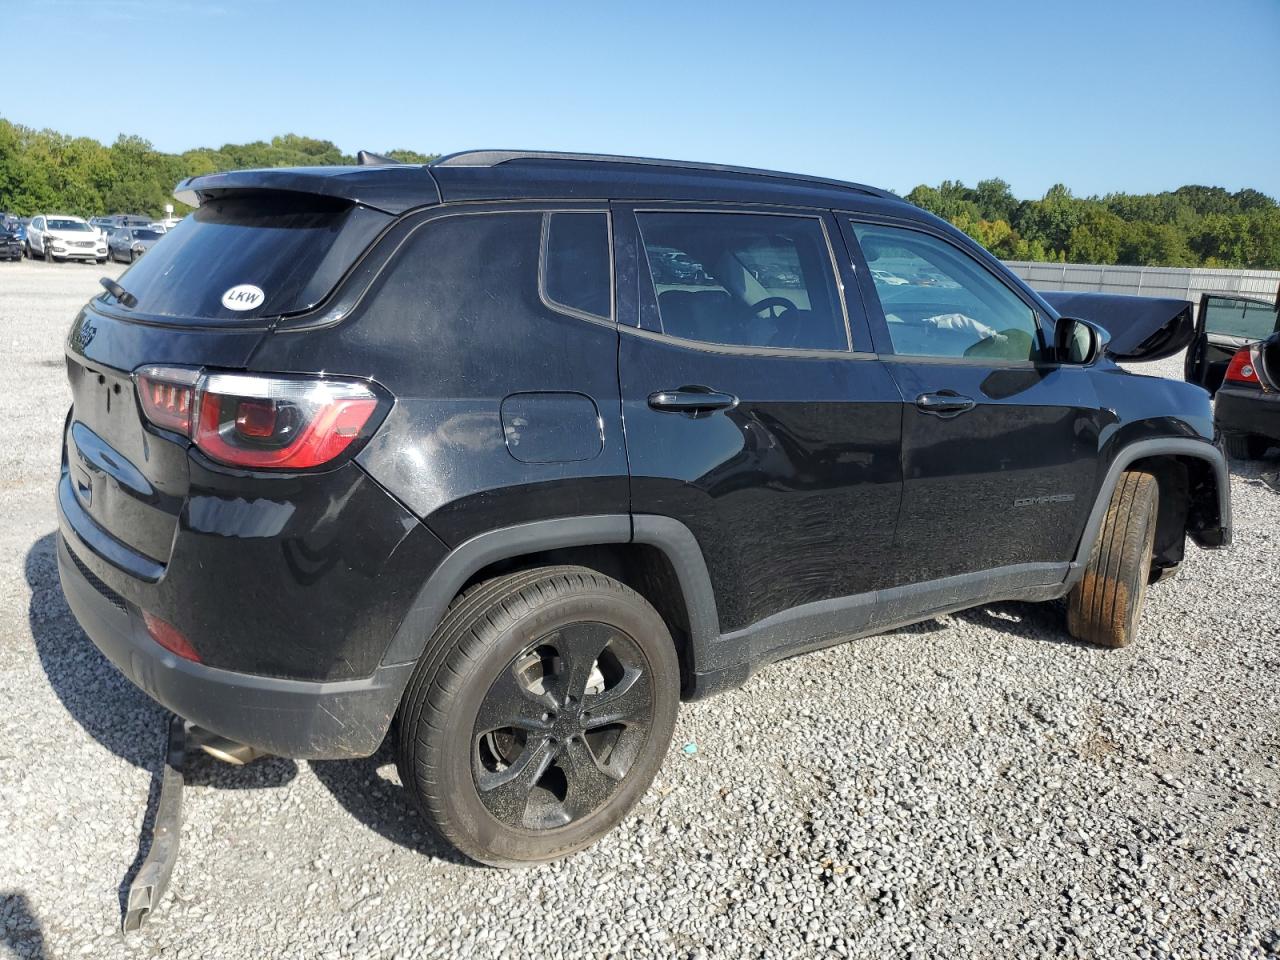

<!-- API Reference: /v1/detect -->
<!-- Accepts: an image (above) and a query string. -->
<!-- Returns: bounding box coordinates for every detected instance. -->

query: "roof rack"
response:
[431,150,893,199]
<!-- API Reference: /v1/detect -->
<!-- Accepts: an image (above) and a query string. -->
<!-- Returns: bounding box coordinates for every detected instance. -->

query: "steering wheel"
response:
[749,296,798,319]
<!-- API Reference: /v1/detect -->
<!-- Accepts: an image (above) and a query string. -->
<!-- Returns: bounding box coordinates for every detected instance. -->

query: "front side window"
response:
[852,222,1041,361]
[541,212,611,321]
[638,212,848,351]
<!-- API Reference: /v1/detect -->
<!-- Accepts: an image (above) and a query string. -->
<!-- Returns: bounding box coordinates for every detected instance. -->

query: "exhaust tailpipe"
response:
[188,726,268,766]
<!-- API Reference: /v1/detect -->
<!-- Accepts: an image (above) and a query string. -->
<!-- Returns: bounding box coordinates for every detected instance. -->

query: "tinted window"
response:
[1202,295,1279,341]
[541,212,611,320]
[852,222,1041,361]
[48,219,91,231]
[132,229,162,241]
[638,212,847,351]
[102,193,390,322]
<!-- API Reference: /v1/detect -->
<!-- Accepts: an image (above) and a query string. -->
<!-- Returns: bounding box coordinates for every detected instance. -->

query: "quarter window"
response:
[852,222,1041,361]
[541,212,611,321]
[638,212,848,351]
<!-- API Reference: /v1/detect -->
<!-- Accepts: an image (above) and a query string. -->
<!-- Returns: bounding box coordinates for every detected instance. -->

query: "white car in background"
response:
[871,268,909,285]
[26,214,108,263]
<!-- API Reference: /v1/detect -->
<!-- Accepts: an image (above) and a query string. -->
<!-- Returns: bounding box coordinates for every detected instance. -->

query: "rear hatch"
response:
[62,190,392,574]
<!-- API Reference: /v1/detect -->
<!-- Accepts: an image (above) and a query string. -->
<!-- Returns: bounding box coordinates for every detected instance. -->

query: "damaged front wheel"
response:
[1067,469,1159,648]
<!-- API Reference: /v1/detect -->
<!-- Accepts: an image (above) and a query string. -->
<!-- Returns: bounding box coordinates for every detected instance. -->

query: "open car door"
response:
[1185,294,1280,395]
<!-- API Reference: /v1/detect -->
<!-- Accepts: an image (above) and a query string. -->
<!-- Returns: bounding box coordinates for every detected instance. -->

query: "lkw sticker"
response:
[221,284,265,311]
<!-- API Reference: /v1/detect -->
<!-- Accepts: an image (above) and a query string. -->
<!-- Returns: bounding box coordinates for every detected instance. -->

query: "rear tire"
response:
[1067,470,1159,648]
[396,566,680,867]
[1223,432,1269,460]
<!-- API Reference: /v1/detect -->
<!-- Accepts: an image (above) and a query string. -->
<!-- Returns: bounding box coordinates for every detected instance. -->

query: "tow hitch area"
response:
[123,717,270,931]
[123,715,187,932]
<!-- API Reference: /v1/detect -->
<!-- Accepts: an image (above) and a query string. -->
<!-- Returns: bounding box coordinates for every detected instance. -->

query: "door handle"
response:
[915,392,976,417]
[648,388,739,413]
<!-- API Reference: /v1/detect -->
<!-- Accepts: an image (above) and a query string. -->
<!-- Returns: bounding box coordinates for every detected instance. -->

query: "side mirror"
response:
[1055,316,1110,365]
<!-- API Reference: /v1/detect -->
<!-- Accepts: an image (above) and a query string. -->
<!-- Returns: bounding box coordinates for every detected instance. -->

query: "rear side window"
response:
[637,212,848,351]
[541,212,611,321]
[102,193,390,322]
[852,221,1041,361]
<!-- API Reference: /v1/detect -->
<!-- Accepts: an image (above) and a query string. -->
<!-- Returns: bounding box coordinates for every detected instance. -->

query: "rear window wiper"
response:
[100,276,138,309]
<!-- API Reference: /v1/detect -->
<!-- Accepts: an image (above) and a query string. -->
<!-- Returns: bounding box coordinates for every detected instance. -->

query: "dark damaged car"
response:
[57,151,1231,872]
[1183,293,1280,459]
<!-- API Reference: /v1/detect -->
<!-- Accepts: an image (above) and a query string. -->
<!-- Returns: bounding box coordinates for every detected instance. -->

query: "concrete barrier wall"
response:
[1005,261,1280,310]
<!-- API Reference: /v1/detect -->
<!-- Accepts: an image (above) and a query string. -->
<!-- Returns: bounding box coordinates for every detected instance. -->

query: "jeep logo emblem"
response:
[68,317,97,354]
[221,284,265,311]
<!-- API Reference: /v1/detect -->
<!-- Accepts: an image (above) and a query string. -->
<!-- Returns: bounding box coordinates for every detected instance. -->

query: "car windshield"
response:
[48,219,92,231]
[132,229,162,240]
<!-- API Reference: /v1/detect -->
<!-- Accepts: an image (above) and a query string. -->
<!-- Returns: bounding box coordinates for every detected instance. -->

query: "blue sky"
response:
[6,0,1279,199]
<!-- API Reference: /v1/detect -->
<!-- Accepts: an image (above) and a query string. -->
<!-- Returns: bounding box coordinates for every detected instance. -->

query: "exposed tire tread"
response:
[1067,470,1158,648]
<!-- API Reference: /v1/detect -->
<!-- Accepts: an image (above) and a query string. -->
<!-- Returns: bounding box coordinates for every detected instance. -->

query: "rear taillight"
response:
[136,366,199,434]
[1224,346,1262,387]
[133,367,384,470]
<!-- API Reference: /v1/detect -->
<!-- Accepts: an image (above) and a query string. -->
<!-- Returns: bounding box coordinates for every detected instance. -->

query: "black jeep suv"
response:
[58,151,1231,866]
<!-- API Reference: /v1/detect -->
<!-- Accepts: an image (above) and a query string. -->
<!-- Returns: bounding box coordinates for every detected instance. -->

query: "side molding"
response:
[1064,437,1231,591]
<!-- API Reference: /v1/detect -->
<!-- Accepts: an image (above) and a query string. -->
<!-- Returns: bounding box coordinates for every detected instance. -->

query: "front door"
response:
[615,205,903,636]
[1185,293,1280,394]
[842,217,1102,585]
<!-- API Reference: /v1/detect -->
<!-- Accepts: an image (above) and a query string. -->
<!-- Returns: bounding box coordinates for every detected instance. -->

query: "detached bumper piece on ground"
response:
[122,717,266,931]
[123,716,186,933]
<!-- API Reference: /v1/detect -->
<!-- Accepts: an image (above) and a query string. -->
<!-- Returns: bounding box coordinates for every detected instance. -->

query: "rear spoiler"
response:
[1038,291,1194,362]
[173,164,441,215]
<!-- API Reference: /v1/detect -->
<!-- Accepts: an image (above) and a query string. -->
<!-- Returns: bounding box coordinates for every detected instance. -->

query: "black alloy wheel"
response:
[396,566,680,867]
[472,621,654,830]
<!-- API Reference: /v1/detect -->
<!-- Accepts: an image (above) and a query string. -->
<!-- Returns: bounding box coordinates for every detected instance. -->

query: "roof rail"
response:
[431,149,894,199]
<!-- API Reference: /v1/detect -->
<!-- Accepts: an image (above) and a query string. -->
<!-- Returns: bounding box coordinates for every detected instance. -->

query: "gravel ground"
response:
[1,258,1278,959]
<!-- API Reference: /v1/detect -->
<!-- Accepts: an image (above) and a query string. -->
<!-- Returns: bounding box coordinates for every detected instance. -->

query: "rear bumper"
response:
[1216,387,1280,442]
[56,531,411,759]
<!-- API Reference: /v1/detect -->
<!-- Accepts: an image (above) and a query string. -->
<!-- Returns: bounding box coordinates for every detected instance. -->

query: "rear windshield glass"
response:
[102,193,389,321]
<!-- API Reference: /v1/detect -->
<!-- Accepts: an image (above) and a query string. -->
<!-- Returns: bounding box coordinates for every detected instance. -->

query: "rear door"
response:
[615,204,903,637]
[1185,294,1280,394]
[841,216,1102,585]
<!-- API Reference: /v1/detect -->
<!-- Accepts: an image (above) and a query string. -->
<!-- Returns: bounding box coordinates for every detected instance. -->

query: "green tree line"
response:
[4,117,1277,269]
[0,117,437,219]
[906,178,1280,270]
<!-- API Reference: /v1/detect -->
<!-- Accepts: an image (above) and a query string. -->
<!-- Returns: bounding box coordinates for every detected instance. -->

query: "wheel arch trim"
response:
[381,514,721,667]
